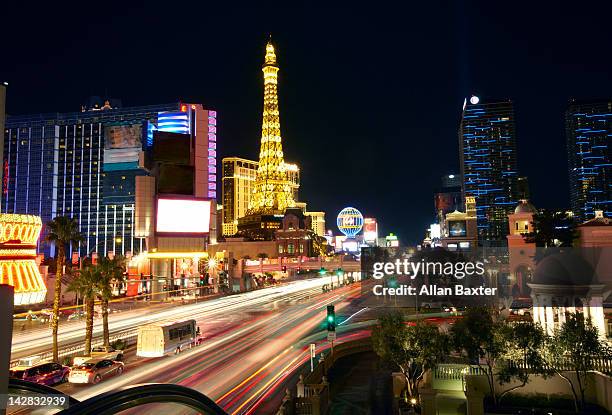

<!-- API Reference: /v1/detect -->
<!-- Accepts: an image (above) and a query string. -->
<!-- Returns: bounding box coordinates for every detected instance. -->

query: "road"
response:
[11,277,371,414]
[63,284,366,414]
[11,277,339,359]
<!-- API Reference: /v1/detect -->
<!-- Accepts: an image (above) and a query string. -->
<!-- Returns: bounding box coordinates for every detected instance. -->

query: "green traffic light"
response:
[327,315,334,322]
[319,267,326,275]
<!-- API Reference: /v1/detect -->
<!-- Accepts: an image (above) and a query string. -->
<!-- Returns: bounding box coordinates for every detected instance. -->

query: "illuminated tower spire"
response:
[248,39,295,213]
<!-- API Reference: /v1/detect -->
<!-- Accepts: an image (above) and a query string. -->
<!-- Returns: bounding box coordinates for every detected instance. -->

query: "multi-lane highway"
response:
[12,277,342,359]
[11,277,371,414]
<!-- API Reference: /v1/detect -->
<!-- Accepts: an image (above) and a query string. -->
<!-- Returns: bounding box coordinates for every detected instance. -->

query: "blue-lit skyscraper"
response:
[2,101,218,258]
[459,96,519,243]
[566,100,611,221]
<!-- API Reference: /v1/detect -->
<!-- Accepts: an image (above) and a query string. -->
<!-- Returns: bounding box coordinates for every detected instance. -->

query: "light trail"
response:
[339,307,369,325]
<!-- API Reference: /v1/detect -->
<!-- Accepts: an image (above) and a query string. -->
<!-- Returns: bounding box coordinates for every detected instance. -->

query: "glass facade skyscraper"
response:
[459,97,519,243]
[566,100,611,222]
[2,102,214,258]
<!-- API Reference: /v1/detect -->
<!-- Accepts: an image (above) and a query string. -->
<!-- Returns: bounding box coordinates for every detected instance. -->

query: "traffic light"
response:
[326,305,336,331]
[335,268,344,277]
[319,267,326,276]
[282,265,287,272]
[199,275,205,286]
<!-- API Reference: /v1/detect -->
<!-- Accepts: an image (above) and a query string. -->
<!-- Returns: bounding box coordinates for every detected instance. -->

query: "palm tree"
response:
[67,266,102,355]
[45,216,84,362]
[97,256,126,347]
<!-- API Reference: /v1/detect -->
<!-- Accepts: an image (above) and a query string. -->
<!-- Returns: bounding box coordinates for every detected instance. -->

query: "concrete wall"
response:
[466,371,612,413]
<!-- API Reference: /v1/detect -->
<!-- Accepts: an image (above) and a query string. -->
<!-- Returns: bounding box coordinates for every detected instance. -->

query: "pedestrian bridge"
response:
[243,256,361,274]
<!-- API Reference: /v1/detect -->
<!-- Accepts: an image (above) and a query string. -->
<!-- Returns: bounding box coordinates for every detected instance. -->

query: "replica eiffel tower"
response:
[238,39,296,240]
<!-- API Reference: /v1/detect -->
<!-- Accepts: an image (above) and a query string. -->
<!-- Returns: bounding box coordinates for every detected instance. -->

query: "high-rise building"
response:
[285,162,300,202]
[441,173,462,188]
[304,211,325,237]
[238,40,297,239]
[434,174,463,225]
[3,101,217,258]
[0,82,6,201]
[566,100,611,221]
[516,176,530,200]
[222,157,258,236]
[459,96,519,243]
[222,157,300,237]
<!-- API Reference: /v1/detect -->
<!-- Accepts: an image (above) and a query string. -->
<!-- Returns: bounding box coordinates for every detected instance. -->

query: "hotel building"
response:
[566,100,611,222]
[2,101,217,258]
[459,96,519,243]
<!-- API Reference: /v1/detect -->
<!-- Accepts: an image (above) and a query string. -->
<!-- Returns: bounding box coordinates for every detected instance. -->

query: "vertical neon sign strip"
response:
[207,111,217,199]
[3,159,8,195]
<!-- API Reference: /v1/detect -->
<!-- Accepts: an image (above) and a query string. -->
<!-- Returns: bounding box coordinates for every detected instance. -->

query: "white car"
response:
[73,346,123,366]
[68,359,124,384]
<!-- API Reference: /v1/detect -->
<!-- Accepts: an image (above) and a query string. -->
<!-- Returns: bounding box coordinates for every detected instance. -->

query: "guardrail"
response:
[10,328,137,367]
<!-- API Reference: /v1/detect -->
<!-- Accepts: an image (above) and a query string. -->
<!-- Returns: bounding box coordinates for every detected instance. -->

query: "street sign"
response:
[327,331,336,341]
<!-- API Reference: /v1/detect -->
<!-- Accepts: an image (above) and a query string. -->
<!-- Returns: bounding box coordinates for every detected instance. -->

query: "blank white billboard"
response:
[156,198,211,234]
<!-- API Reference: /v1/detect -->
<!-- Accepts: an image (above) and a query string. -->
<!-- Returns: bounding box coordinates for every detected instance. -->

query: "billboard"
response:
[156,198,211,234]
[363,218,378,242]
[104,124,143,165]
[448,220,467,237]
[105,124,143,149]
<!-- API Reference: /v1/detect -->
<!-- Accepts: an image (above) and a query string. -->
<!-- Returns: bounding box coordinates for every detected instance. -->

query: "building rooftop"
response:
[514,199,537,214]
[579,210,611,227]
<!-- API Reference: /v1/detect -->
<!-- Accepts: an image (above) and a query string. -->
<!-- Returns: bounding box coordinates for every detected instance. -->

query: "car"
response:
[73,345,124,366]
[420,301,443,310]
[510,299,533,316]
[14,312,39,322]
[10,362,70,386]
[15,356,44,367]
[67,311,86,321]
[441,304,457,313]
[68,359,125,384]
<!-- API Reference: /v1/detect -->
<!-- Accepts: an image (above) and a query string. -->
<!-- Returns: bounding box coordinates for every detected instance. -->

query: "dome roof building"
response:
[514,199,537,214]
[528,250,608,338]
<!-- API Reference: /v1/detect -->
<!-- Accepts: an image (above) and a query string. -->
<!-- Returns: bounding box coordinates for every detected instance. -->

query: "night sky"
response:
[2,2,611,244]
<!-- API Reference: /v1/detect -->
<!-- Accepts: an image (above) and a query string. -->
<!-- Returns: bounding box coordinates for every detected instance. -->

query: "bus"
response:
[136,319,196,357]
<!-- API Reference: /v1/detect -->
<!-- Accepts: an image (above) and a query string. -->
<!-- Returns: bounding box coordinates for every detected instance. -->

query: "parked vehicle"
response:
[15,356,43,367]
[510,298,533,316]
[73,345,124,366]
[441,304,457,313]
[67,311,86,321]
[68,359,125,384]
[10,362,70,386]
[137,319,196,357]
[420,301,443,310]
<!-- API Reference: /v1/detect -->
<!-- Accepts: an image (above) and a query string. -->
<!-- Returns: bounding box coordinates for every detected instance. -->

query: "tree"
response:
[546,313,612,412]
[451,306,507,407]
[257,253,268,260]
[528,210,577,248]
[45,216,84,362]
[67,265,103,355]
[97,256,126,347]
[496,321,551,402]
[372,313,449,403]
